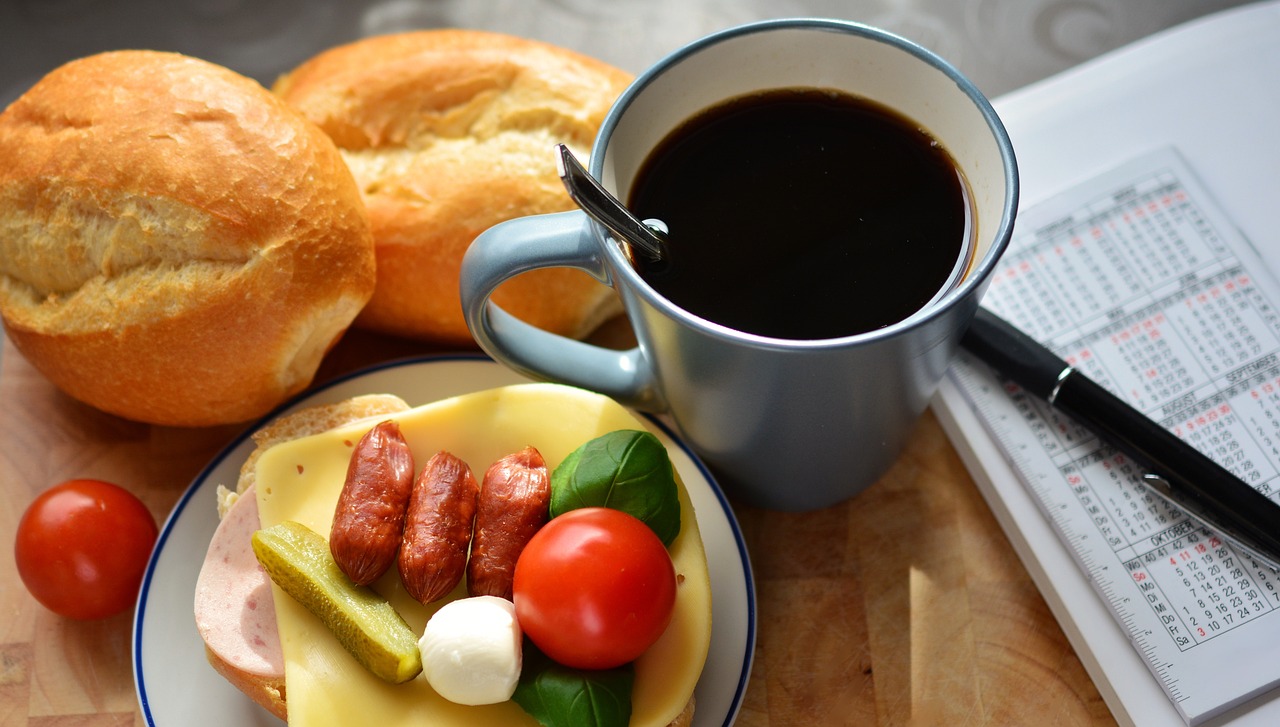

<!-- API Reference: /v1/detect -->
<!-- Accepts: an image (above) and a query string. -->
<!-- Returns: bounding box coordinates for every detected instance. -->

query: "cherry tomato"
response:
[513,506,676,670]
[14,479,159,620]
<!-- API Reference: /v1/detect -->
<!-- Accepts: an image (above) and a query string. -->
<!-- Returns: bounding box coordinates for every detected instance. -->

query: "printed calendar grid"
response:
[971,154,1280,655]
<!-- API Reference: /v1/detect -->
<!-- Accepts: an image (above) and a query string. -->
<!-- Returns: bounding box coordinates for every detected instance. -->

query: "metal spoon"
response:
[554,143,667,262]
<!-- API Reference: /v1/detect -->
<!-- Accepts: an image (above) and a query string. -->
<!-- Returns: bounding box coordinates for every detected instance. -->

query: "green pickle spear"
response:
[251,520,422,684]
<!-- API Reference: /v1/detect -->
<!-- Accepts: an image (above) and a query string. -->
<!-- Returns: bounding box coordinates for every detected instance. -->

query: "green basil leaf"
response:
[512,641,633,727]
[550,430,681,546]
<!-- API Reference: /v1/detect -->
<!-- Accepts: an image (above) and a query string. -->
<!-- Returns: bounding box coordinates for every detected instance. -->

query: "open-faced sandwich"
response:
[194,383,712,726]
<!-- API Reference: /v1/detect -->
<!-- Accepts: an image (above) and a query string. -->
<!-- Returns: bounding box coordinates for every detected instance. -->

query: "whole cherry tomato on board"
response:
[512,506,676,670]
[14,479,159,620]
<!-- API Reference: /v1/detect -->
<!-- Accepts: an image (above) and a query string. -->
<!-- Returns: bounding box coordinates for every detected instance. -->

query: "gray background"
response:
[0,0,1256,108]
[0,0,1261,374]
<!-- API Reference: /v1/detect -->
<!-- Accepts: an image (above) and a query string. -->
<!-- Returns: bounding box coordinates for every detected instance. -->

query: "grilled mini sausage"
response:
[399,451,480,604]
[467,446,550,599]
[330,420,416,585]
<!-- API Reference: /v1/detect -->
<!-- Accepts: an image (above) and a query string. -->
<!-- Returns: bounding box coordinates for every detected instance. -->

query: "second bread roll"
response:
[274,30,631,346]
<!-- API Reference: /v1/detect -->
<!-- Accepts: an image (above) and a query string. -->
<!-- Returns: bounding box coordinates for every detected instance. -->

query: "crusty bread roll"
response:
[215,392,414,518]
[0,51,376,427]
[273,30,630,345]
[203,393,413,720]
[198,392,696,726]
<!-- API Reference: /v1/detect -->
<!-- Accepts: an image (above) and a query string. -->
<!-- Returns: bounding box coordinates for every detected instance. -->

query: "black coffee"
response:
[628,87,972,339]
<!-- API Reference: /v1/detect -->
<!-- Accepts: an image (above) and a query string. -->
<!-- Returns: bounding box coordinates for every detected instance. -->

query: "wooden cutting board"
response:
[0,328,1115,726]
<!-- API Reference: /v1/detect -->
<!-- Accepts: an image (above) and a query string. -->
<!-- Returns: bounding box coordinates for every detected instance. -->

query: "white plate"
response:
[133,354,755,726]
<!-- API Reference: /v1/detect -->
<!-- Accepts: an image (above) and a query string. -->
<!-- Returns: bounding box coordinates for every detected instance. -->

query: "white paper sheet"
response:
[932,2,1280,725]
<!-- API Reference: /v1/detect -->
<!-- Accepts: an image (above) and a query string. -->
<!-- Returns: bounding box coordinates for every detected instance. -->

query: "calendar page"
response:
[950,146,1280,725]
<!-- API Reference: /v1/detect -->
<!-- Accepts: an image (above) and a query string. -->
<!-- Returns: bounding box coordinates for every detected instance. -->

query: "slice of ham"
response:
[194,483,284,680]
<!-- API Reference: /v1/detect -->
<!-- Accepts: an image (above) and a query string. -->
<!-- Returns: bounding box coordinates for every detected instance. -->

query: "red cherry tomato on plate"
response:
[14,479,159,620]
[513,506,676,670]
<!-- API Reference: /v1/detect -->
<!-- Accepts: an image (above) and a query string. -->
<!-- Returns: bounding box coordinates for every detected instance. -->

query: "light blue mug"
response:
[461,18,1017,510]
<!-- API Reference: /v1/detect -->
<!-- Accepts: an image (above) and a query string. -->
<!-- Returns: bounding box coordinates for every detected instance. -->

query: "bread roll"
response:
[197,391,698,726]
[0,51,376,427]
[274,30,630,345]
[202,393,413,720]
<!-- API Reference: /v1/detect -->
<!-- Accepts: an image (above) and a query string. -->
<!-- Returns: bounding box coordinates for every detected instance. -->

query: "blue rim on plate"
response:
[132,353,756,726]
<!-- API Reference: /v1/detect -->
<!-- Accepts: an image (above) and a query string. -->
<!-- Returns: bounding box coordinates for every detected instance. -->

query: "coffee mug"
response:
[460,18,1018,510]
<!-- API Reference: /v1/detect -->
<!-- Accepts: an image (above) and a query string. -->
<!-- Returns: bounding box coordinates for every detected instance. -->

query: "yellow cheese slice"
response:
[254,383,712,726]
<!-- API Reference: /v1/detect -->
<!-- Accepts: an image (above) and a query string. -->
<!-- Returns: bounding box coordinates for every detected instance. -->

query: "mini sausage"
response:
[467,446,550,600]
[330,420,416,585]
[399,451,480,604]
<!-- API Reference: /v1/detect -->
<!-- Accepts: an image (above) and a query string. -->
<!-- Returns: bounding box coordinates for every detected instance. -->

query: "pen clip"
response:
[1141,473,1280,573]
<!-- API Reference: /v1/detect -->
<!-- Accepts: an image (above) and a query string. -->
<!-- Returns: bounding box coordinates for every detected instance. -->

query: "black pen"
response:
[961,306,1280,572]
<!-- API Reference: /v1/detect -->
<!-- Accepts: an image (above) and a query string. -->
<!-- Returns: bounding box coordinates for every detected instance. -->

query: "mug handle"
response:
[460,210,663,410]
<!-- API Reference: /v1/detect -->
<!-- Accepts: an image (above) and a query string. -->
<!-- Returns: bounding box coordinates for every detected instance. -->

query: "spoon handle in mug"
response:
[554,144,666,262]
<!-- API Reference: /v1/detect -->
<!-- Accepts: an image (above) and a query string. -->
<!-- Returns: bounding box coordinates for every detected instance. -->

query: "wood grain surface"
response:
[0,3,1253,723]
[0,325,1118,726]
